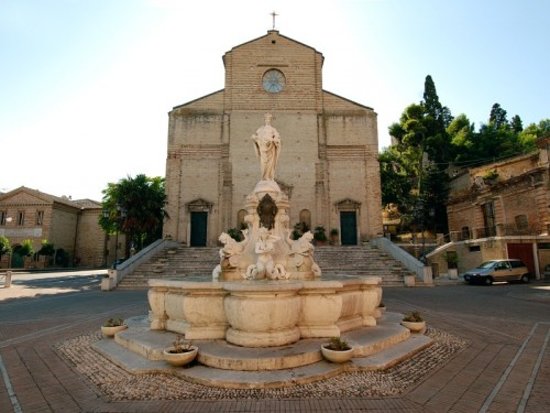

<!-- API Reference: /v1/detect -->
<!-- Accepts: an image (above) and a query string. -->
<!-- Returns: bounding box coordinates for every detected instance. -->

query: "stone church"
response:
[163,30,382,247]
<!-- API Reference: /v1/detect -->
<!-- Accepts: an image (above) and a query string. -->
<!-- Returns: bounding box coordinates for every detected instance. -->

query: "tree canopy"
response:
[380,74,548,236]
[0,235,10,258]
[99,174,167,254]
[382,76,452,234]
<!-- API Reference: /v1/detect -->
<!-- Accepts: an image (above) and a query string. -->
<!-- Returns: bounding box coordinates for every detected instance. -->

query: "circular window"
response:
[262,69,285,93]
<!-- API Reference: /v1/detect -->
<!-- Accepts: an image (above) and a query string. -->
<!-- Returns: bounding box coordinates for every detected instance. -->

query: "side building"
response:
[164,30,383,247]
[0,187,115,268]
[427,137,550,280]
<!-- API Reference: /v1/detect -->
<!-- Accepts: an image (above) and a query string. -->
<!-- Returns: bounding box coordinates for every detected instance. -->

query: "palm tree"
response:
[100,174,167,256]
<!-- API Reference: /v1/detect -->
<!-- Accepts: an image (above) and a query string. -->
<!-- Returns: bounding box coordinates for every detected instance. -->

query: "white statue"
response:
[218,230,248,268]
[252,113,281,181]
[244,227,288,280]
[287,231,314,270]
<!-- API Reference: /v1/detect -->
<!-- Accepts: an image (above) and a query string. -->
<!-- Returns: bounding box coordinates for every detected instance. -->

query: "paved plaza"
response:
[1,270,549,412]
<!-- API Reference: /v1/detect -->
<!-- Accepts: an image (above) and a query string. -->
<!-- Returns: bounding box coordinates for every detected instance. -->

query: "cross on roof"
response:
[270,11,278,30]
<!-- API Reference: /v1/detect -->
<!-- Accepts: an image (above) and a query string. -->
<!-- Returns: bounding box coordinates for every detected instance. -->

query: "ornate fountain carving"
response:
[148,114,383,348]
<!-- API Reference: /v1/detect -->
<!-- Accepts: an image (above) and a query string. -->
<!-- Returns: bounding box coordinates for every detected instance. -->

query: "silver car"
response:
[463,259,530,285]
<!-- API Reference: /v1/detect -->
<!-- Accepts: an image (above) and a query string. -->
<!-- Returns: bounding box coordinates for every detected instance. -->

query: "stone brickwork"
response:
[164,31,382,246]
[436,142,550,277]
[447,152,548,238]
[0,187,107,268]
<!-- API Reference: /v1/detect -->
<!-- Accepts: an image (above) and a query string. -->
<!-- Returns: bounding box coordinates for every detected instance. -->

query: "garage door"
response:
[507,243,535,277]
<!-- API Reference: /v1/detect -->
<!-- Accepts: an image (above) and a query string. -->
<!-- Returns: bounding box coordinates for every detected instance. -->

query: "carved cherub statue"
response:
[218,230,248,267]
[286,230,315,271]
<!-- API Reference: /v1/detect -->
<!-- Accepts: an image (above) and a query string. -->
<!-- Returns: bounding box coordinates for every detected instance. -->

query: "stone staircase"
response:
[315,246,414,286]
[117,245,415,290]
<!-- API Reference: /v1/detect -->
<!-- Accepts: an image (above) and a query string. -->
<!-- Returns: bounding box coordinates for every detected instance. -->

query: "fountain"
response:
[99,114,431,387]
[148,114,383,348]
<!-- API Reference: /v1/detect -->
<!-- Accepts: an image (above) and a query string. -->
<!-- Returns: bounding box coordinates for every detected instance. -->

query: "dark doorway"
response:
[190,212,208,247]
[340,211,357,245]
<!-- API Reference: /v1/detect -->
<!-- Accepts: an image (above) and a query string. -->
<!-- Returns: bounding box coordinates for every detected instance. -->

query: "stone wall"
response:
[0,187,108,268]
[164,31,382,246]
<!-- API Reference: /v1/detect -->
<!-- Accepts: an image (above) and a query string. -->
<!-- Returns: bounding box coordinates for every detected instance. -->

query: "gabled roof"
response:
[0,186,100,210]
[323,90,374,111]
[223,30,323,60]
[72,199,102,209]
[172,89,224,111]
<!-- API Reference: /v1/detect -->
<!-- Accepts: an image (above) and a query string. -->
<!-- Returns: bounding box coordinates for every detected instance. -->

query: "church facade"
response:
[163,30,382,246]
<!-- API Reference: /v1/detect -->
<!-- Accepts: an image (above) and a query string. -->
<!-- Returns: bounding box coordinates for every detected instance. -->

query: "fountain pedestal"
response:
[147,114,382,348]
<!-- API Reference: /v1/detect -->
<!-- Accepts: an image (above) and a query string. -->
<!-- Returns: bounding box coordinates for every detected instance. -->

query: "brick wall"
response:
[164,31,382,245]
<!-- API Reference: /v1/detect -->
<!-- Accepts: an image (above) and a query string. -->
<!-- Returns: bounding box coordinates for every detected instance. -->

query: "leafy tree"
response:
[472,103,533,162]
[0,236,11,259]
[100,174,167,254]
[379,147,414,207]
[510,115,523,133]
[38,239,55,256]
[489,103,509,129]
[17,239,34,257]
[384,76,546,239]
[447,114,476,163]
[384,76,451,233]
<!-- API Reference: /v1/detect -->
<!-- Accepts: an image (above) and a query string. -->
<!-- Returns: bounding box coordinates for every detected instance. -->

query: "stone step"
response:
[92,313,433,389]
[118,245,416,289]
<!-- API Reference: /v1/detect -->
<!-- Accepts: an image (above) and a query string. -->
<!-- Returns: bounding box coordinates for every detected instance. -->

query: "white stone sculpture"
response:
[246,227,288,280]
[146,112,387,351]
[252,113,281,181]
[286,230,321,277]
[287,231,314,271]
[214,115,319,282]
[218,230,248,268]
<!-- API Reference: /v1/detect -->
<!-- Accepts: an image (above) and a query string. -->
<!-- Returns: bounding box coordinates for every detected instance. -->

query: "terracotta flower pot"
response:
[163,346,198,367]
[101,324,127,337]
[321,345,354,363]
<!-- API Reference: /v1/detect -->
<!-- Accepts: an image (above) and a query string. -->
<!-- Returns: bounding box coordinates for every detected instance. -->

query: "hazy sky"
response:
[1,0,548,201]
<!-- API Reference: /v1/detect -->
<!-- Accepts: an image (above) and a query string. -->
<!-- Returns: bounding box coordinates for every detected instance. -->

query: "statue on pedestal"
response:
[252,113,281,181]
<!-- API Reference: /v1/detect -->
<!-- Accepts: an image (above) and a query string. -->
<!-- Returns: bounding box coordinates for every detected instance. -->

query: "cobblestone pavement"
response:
[1,272,549,412]
[56,328,467,401]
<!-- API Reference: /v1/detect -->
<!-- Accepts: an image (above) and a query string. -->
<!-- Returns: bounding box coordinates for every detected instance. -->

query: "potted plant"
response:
[321,336,354,363]
[482,169,499,185]
[446,252,459,279]
[329,228,339,245]
[163,335,198,367]
[101,317,127,337]
[401,311,426,333]
[313,226,328,245]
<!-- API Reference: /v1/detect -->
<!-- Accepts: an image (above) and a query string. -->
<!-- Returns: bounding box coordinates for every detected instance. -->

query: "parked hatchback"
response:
[463,259,530,285]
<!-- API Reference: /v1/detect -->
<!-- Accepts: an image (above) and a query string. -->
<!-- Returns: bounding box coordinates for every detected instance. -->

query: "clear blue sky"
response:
[1,0,548,201]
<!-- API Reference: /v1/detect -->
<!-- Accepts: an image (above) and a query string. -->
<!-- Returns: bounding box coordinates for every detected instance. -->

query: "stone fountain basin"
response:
[148,277,383,348]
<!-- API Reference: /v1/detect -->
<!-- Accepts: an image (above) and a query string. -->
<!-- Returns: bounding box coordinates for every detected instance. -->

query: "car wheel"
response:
[521,274,530,283]
[484,277,493,285]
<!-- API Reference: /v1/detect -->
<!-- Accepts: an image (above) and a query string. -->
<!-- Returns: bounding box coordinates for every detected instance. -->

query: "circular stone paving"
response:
[56,328,468,401]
